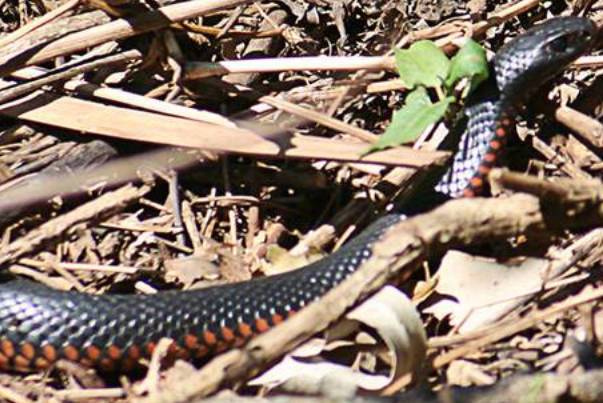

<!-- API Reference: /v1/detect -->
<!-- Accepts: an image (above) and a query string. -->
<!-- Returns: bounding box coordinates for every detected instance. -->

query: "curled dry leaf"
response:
[249,286,426,395]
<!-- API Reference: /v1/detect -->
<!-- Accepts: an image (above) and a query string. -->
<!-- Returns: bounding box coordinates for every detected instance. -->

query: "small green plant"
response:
[367,39,489,153]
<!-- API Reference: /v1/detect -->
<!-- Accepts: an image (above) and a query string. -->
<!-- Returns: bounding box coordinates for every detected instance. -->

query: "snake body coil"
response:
[0,17,596,372]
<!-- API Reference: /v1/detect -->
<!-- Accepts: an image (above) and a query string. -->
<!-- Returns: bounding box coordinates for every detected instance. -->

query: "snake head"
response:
[494,17,597,97]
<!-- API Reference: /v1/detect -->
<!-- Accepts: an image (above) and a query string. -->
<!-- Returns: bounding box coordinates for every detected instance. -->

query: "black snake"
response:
[0,17,596,372]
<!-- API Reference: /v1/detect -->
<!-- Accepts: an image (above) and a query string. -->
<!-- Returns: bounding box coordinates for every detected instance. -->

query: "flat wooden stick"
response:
[0,93,448,167]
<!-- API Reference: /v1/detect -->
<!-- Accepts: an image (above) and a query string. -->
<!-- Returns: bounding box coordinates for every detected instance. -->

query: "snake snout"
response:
[542,18,597,59]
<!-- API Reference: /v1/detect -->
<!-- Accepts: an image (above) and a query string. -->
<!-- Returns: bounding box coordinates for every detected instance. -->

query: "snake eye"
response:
[578,31,593,45]
[548,36,568,53]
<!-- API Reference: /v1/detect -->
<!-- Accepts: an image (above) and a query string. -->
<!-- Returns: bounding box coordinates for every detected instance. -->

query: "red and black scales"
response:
[435,100,517,198]
[0,215,403,372]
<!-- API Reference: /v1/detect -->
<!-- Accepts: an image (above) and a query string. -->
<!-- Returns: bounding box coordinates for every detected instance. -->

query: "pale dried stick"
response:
[0,0,80,49]
[185,55,394,79]
[0,0,254,76]
[0,49,142,104]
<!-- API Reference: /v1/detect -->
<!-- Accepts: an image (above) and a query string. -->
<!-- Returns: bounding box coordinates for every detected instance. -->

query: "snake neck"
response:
[436,16,596,199]
[433,66,508,199]
[434,97,500,198]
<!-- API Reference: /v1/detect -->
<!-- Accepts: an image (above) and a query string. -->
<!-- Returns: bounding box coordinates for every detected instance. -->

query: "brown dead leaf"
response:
[164,255,220,287]
[424,250,551,332]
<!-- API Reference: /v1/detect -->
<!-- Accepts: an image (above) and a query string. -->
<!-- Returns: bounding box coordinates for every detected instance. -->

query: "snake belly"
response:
[0,17,596,372]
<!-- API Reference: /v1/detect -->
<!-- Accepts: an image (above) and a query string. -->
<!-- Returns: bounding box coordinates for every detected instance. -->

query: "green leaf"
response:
[366,87,454,153]
[445,39,489,92]
[395,41,450,89]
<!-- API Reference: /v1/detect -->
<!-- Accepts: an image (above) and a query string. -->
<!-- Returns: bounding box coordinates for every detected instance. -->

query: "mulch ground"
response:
[0,0,601,401]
